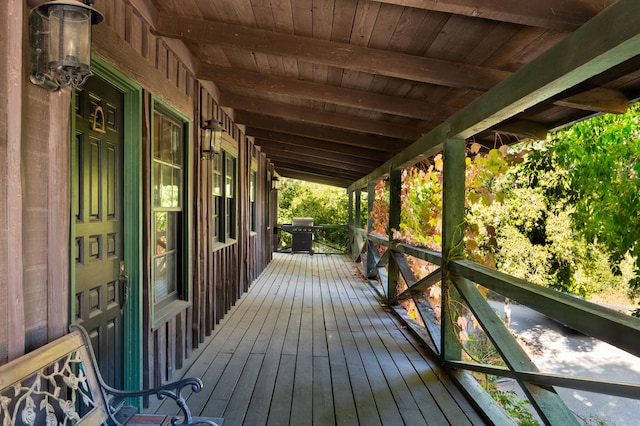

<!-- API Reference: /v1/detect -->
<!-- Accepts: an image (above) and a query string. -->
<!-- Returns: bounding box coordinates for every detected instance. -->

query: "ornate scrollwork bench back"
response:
[0,325,221,426]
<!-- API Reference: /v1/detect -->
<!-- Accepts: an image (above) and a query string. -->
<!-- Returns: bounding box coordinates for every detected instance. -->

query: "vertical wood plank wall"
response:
[0,1,11,365]
[0,0,274,386]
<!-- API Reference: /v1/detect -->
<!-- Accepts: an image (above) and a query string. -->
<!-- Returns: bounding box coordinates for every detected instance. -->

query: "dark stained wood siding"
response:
[0,0,274,391]
[0,1,9,365]
[88,0,276,388]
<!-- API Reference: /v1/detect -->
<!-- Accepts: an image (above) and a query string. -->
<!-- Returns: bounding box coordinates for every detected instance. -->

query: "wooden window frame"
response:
[150,101,190,329]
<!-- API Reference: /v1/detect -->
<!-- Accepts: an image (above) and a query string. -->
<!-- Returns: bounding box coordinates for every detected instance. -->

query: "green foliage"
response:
[466,140,633,298]
[369,107,639,301]
[546,106,640,312]
[491,389,540,426]
[370,179,390,237]
[399,158,443,249]
[551,106,640,263]
[278,179,348,225]
[277,179,350,251]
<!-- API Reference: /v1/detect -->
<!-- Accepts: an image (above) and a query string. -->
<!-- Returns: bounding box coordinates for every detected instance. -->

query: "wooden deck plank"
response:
[266,353,296,426]
[152,253,291,416]
[326,258,384,426]
[312,355,336,425]
[243,351,281,425]
[342,258,484,425]
[332,256,406,425]
[146,253,487,425]
[222,352,264,425]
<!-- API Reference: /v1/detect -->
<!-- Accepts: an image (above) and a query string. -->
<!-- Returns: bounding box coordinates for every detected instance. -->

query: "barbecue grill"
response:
[281,217,321,255]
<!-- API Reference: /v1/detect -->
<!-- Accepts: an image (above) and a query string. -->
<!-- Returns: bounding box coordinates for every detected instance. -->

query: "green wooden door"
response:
[73,76,125,388]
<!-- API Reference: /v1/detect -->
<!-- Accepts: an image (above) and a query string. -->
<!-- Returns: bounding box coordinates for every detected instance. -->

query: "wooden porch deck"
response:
[147,253,487,425]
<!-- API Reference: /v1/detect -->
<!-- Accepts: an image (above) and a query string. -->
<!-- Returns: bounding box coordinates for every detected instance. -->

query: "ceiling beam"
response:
[155,13,511,91]
[198,64,455,122]
[255,139,383,170]
[555,87,629,114]
[350,0,640,190]
[371,0,614,31]
[262,153,374,179]
[268,156,363,181]
[494,120,548,140]
[250,129,392,162]
[241,116,409,152]
[221,92,424,140]
[275,167,352,188]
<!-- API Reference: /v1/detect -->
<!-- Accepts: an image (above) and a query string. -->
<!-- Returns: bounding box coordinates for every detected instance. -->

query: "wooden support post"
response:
[441,138,465,362]
[6,0,25,360]
[47,90,71,341]
[354,189,361,229]
[348,189,354,253]
[387,169,401,304]
[348,190,354,227]
[366,183,376,278]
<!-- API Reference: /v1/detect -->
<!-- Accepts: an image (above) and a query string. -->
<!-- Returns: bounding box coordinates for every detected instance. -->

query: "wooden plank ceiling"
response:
[149,0,640,187]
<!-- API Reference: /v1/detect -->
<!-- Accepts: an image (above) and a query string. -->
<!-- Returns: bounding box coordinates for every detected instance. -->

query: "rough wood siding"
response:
[0,0,272,385]
[90,0,274,388]
[0,1,70,365]
[0,0,9,365]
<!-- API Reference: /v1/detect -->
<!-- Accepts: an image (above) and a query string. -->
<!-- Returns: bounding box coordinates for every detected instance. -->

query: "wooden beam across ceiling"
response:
[241,115,410,153]
[198,64,456,122]
[249,129,392,162]
[274,167,353,188]
[255,139,383,170]
[371,0,615,32]
[261,148,376,177]
[154,13,511,91]
[555,87,629,114]
[350,0,640,190]
[222,93,424,140]
[268,156,363,182]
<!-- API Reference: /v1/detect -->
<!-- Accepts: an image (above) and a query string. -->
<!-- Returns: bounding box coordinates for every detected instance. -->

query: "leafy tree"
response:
[277,179,351,251]
[467,144,628,297]
[549,106,640,286]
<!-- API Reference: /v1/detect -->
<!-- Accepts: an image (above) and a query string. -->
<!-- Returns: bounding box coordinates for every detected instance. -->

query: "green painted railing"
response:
[350,226,640,425]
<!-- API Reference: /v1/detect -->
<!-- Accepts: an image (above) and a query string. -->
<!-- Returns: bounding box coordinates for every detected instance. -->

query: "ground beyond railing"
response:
[350,226,640,425]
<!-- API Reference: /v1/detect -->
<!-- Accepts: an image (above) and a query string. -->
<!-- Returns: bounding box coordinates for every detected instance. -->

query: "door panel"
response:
[73,76,125,389]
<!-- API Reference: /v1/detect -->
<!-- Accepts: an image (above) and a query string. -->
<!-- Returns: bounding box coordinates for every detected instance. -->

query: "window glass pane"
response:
[212,154,222,196]
[173,168,182,208]
[166,212,177,251]
[152,105,185,311]
[154,256,167,302]
[226,198,231,239]
[250,172,255,202]
[156,212,167,255]
[225,176,232,198]
[160,164,177,207]
[225,155,234,198]
[160,118,173,162]
[153,161,162,207]
[153,112,161,157]
[172,125,183,166]
[166,252,177,296]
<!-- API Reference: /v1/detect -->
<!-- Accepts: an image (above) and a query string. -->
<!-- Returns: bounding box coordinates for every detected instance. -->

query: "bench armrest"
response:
[101,378,217,426]
[69,325,218,426]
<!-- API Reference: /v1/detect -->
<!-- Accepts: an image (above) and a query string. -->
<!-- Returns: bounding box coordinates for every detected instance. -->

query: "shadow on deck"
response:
[146,253,487,425]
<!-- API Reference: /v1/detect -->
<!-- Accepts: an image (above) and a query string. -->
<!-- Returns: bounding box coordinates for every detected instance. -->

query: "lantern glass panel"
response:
[49,5,91,71]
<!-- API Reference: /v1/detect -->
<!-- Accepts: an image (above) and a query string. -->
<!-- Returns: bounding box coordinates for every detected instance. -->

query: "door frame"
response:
[69,55,143,395]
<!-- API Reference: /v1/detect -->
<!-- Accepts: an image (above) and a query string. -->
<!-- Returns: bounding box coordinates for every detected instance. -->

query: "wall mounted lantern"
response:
[271,175,281,190]
[29,0,104,91]
[201,119,225,160]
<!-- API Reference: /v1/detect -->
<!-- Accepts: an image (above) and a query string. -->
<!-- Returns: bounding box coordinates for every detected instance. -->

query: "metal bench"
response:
[0,324,222,426]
